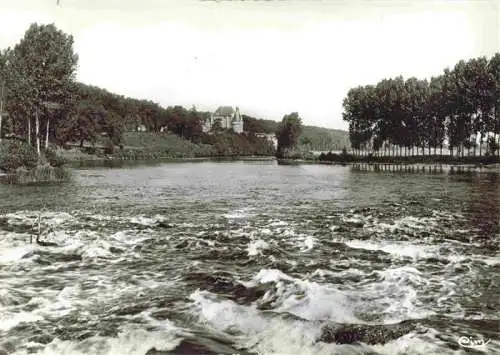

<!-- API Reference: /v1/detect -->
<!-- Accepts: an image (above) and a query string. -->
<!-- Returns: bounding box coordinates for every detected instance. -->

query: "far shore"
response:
[64,155,277,168]
[277,158,500,171]
[65,153,500,171]
[320,160,500,169]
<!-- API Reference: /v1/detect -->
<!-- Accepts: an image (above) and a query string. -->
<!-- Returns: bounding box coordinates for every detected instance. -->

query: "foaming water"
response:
[0,162,498,354]
[247,239,269,256]
[15,326,183,355]
[345,240,435,260]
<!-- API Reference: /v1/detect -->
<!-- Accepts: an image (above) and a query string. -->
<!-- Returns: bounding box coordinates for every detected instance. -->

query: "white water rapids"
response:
[0,162,498,354]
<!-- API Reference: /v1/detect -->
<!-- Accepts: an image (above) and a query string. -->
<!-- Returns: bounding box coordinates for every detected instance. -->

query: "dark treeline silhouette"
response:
[342,54,500,159]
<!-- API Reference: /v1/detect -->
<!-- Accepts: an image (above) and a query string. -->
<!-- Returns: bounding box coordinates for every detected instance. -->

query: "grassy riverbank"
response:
[57,131,276,164]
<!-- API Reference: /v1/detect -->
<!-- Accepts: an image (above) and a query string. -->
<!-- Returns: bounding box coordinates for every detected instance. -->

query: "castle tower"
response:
[232,106,244,133]
[234,107,241,121]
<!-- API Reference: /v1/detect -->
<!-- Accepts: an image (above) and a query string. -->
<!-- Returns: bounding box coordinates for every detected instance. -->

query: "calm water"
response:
[0,161,499,355]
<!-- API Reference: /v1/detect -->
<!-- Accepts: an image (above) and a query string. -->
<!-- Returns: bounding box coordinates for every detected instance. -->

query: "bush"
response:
[82,146,96,155]
[0,141,38,173]
[205,131,275,157]
[44,149,66,167]
[104,139,115,155]
[318,149,355,163]
[487,137,499,155]
[7,165,71,185]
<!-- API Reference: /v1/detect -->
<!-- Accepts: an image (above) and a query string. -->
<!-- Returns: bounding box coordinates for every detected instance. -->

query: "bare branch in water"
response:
[30,208,56,245]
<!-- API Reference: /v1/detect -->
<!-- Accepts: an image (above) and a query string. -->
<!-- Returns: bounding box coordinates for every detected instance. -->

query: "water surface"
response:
[0,161,499,354]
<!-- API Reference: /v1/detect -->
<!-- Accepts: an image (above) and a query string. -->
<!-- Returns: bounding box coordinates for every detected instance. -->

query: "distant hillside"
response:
[243,115,349,151]
[300,125,350,151]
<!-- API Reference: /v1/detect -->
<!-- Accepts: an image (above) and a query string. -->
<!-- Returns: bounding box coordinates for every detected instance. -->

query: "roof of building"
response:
[214,106,235,116]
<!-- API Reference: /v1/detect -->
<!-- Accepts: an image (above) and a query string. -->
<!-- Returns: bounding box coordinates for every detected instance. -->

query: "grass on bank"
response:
[121,132,213,158]
[59,131,276,163]
[56,132,213,162]
[122,131,275,157]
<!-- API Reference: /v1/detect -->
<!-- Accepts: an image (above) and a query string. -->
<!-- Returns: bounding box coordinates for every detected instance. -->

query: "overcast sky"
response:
[0,0,498,129]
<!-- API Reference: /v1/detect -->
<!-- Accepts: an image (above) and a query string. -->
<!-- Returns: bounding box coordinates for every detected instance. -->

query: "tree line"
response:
[342,54,500,157]
[0,22,352,162]
[0,23,78,156]
[0,23,278,158]
[0,22,214,150]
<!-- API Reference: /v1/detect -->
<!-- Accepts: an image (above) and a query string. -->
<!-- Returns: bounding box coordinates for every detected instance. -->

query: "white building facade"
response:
[203,106,244,134]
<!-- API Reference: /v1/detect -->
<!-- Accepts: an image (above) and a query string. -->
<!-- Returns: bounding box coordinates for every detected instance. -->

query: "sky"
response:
[0,0,498,129]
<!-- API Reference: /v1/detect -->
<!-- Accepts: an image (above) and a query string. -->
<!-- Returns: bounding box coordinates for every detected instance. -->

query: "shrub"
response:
[44,149,66,167]
[0,141,38,173]
[82,146,96,155]
[487,137,499,155]
[9,165,71,185]
[104,139,115,155]
[318,149,355,163]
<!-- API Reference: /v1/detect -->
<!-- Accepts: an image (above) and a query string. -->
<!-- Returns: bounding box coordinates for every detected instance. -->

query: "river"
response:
[0,161,499,355]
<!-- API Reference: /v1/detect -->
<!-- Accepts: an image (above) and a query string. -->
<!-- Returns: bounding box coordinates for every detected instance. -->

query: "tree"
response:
[242,115,261,133]
[446,61,477,157]
[299,136,312,148]
[275,112,303,156]
[242,114,278,134]
[184,115,203,143]
[404,77,430,155]
[102,111,124,146]
[168,105,188,136]
[343,86,376,155]
[0,48,10,142]
[211,118,223,133]
[428,76,446,155]
[461,57,494,156]
[60,101,101,147]
[488,53,500,156]
[342,53,500,160]
[8,23,78,156]
[487,136,499,155]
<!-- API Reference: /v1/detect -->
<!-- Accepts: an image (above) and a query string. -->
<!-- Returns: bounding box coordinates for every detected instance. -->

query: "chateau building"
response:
[203,106,244,134]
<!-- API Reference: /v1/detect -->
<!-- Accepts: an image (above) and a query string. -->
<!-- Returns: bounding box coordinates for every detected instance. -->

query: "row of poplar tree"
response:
[342,54,500,157]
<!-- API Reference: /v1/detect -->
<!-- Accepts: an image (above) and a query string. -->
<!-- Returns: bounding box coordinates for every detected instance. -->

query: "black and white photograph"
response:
[0,0,498,354]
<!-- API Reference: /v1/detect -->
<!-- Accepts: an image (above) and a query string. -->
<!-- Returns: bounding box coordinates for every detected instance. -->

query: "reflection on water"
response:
[464,172,500,242]
[0,161,499,355]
